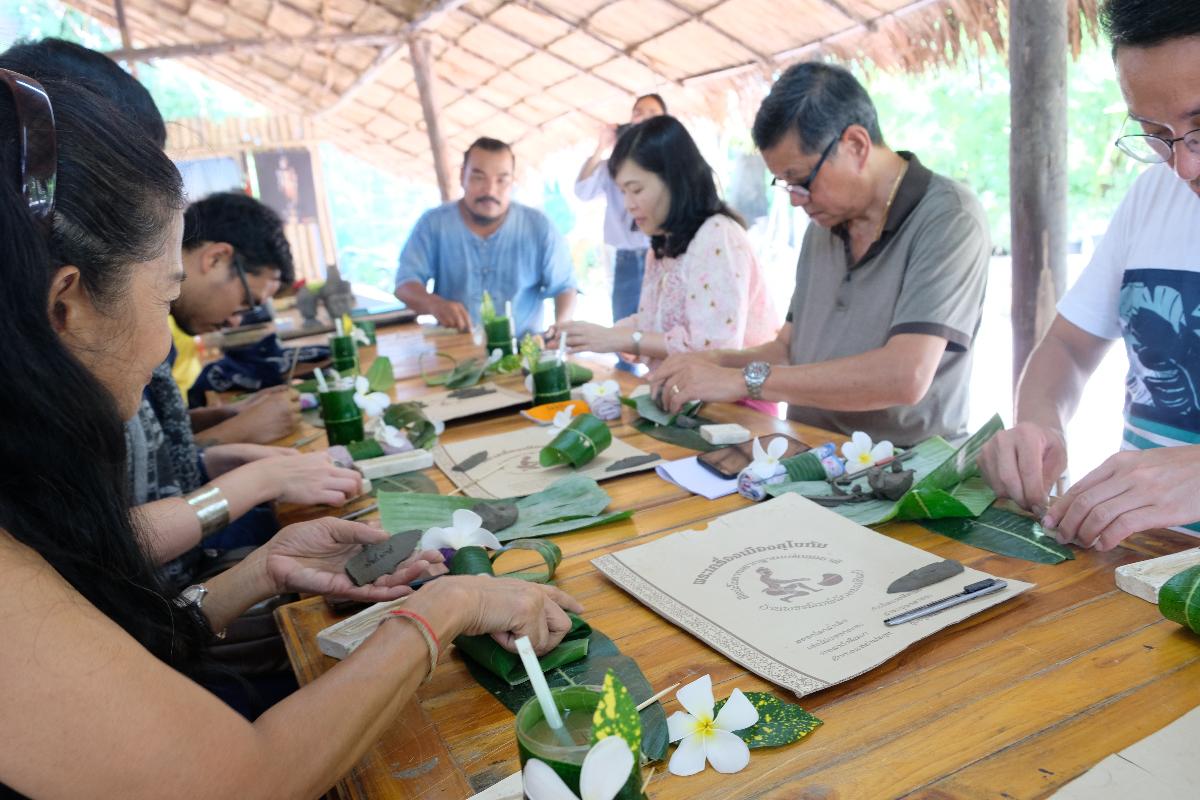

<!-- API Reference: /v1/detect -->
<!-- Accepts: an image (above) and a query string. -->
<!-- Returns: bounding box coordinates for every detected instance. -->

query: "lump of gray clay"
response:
[345,529,423,586]
[887,558,964,593]
[471,501,518,533]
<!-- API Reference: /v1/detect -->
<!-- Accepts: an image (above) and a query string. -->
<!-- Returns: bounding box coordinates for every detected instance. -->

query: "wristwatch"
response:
[743,361,771,400]
[177,583,226,640]
[630,330,643,357]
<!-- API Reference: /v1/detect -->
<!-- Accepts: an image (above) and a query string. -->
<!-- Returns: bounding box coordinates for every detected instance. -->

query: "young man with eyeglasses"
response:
[394,137,577,336]
[979,0,1200,551]
[648,61,990,446]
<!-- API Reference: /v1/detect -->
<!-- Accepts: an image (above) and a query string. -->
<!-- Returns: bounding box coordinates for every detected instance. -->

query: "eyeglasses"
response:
[1115,126,1200,164]
[770,125,848,201]
[0,68,57,229]
[230,252,263,313]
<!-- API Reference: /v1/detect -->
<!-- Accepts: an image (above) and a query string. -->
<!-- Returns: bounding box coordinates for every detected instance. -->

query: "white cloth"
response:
[574,159,650,251]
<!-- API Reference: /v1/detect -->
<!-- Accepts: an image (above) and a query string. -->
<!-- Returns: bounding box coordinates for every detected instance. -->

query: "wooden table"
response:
[274,322,1200,799]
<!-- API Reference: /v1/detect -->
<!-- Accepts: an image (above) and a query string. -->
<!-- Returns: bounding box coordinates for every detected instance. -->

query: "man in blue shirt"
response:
[394,137,578,336]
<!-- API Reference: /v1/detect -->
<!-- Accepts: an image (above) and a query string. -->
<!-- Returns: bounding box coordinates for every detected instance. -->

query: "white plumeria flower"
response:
[373,423,412,453]
[523,735,633,800]
[581,380,619,404]
[351,326,371,346]
[418,508,502,552]
[547,403,577,436]
[486,347,503,366]
[666,674,758,776]
[841,431,894,470]
[353,375,391,419]
[748,436,788,480]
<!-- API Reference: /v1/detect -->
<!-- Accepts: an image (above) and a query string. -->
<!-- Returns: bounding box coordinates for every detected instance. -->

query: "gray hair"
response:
[752,61,884,154]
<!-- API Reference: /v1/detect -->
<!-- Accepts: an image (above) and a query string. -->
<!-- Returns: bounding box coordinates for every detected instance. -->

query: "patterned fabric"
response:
[187,334,327,409]
[619,214,779,369]
[126,362,203,505]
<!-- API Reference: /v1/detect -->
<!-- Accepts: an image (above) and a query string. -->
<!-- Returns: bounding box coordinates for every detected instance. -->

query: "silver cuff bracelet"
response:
[184,486,230,537]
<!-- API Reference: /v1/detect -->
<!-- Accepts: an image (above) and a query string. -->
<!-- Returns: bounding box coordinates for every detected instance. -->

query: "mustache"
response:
[473,196,501,205]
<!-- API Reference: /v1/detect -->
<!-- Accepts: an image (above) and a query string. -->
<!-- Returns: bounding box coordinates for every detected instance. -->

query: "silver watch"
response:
[630,330,643,356]
[177,583,226,640]
[743,361,771,400]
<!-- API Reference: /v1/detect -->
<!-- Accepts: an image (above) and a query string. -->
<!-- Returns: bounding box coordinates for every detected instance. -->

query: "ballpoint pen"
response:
[884,578,1008,626]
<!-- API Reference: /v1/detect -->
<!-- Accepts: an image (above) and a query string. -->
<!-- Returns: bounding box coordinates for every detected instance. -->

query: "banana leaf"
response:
[631,417,719,452]
[378,474,632,542]
[455,614,593,686]
[767,415,1005,525]
[382,402,438,451]
[1159,564,1200,634]
[421,352,486,389]
[920,506,1075,564]
[448,540,563,584]
[462,625,670,762]
[567,362,594,387]
[363,356,396,393]
[370,472,439,496]
[541,413,613,467]
[346,439,384,461]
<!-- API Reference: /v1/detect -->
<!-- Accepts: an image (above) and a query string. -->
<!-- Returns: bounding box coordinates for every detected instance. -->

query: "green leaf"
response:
[370,472,439,496]
[712,692,822,749]
[633,394,674,425]
[632,417,720,452]
[420,352,485,388]
[380,402,439,451]
[1159,564,1200,634]
[591,670,642,761]
[541,414,614,467]
[346,439,384,461]
[912,413,1004,492]
[378,474,631,542]
[920,506,1075,563]
[363,356,396,393]
[480,290,496,324]
[567,362,594,387]
[462,627,669,762]
[895,476,996,520]
[491,538,563,583]
[456,614,592,686]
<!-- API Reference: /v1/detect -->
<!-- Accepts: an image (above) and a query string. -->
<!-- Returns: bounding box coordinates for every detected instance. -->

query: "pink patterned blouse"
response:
[617,213,780,370]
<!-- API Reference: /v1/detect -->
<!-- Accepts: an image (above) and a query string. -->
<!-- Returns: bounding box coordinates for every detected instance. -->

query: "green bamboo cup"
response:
[484,316,514,356]
[515,686,643,799]
[541,413,613,468]
[532,353,571,405]
[318,386,364,446]
[329,334,359,374]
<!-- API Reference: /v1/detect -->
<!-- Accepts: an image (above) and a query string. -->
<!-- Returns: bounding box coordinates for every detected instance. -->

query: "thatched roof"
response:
[65,0,1101,178]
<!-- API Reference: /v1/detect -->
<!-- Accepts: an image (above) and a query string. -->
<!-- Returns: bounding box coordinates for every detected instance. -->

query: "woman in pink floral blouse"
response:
[549,115,779,409]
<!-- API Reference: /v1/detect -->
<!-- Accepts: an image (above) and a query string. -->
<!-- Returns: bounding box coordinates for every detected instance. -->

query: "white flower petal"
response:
[766,437,788,460]
[418,527,453,551]
[431,419,445,435]
[488,348,502,364]
[474,530,503,550]
[751,437,766,463]
[525,375,534,393]
[601,380,619,395]
[579,735,634,800]
[451,508,484,535]
[675,674,715,720]
[870,440,895,462]
[355,375,369,395]
[851,430,873,451]
[713,689,759,732]
[668,733,708,777]
[522,758,580,800]
[703,729,751,774]
[840,440,861,461]
[581,383,599,403]
[667,710,699,743]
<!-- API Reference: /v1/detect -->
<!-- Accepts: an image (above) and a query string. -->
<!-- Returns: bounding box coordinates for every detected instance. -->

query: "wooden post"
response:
[409,34,454,203]
[112,0,137,77]
[1009,0,1068,394]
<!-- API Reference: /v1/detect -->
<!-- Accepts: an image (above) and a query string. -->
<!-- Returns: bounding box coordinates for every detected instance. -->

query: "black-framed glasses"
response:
[770,125,849,201]
[230,252,263,313]
[1115,125,1200,164]
[0,68,57,228]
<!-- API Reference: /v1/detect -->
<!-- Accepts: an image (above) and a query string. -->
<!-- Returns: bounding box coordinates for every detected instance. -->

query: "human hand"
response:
[203,443,295,477]
[977,422,1067,515]
[596,124,617,153]
[1042,445,1200,551]
[262,518,446,601]
[646,357,745,414]
[423,575,583,655]
[429,297,472,332]
[550,321,625,354]
[257,451,362,506]
[231,386,302,443]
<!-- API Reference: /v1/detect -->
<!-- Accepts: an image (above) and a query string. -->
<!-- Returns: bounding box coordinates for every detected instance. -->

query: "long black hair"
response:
[0,69,206,671]
[609,115,743,259]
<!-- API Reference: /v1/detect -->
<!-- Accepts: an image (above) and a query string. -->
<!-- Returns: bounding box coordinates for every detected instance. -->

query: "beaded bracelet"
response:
[388,609,439,684]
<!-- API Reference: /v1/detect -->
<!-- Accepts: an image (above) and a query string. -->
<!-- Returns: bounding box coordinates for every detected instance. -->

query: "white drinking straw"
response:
[514,635,573,745]
[505,300,513,321]
[314,368,329,393]
[335,317,345,336]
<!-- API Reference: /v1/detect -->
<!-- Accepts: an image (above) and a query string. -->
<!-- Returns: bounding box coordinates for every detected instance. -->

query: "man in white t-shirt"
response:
[979,0,1200,550]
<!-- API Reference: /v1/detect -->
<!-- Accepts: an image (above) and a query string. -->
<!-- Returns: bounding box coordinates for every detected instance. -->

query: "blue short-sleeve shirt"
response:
[395,200,577,336]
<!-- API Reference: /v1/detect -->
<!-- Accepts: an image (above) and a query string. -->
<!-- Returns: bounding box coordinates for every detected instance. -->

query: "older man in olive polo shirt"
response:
[648,62,989,446]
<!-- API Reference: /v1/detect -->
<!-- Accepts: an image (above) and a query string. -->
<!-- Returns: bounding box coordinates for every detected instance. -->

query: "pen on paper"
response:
[884,578,1008,626]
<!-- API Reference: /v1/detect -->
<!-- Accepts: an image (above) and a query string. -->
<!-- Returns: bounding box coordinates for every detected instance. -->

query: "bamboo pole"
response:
[410,35,455,203]
[1009,0,1068,393]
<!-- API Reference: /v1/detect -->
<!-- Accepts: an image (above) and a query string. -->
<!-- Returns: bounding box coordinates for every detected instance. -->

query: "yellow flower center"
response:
[855,452,873,465]
[693,715,716,739]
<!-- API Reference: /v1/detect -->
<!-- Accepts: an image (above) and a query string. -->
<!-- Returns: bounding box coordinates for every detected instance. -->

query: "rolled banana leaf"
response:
[541,413,613,468]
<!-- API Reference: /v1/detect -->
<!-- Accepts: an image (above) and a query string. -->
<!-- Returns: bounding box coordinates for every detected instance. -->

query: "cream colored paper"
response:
[433,425,659,499]
[593,493,1033,697]
[417,382,531,423]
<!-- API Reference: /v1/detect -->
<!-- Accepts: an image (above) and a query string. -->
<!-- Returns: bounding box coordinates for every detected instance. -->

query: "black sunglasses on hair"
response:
[0,68,57,229]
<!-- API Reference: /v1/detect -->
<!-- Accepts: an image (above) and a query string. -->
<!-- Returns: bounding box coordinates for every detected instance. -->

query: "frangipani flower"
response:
[351,326,371,346]
[841,431,894,470]
[523,735,633,800]
[418,509,501,552]
[666,674,758,776]
[373,422,412,454]
[547,403,577,436]
[353,375,390,419]
[487,347,503,367]
[748,436,788,480]
[581,380,619,404]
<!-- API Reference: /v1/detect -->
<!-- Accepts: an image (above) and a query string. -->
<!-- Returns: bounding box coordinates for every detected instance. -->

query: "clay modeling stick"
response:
[514,636,574,747]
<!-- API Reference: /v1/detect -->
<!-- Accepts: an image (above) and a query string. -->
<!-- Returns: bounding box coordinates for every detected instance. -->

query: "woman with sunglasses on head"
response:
[0,70,581,799]
[547,115,780,410]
